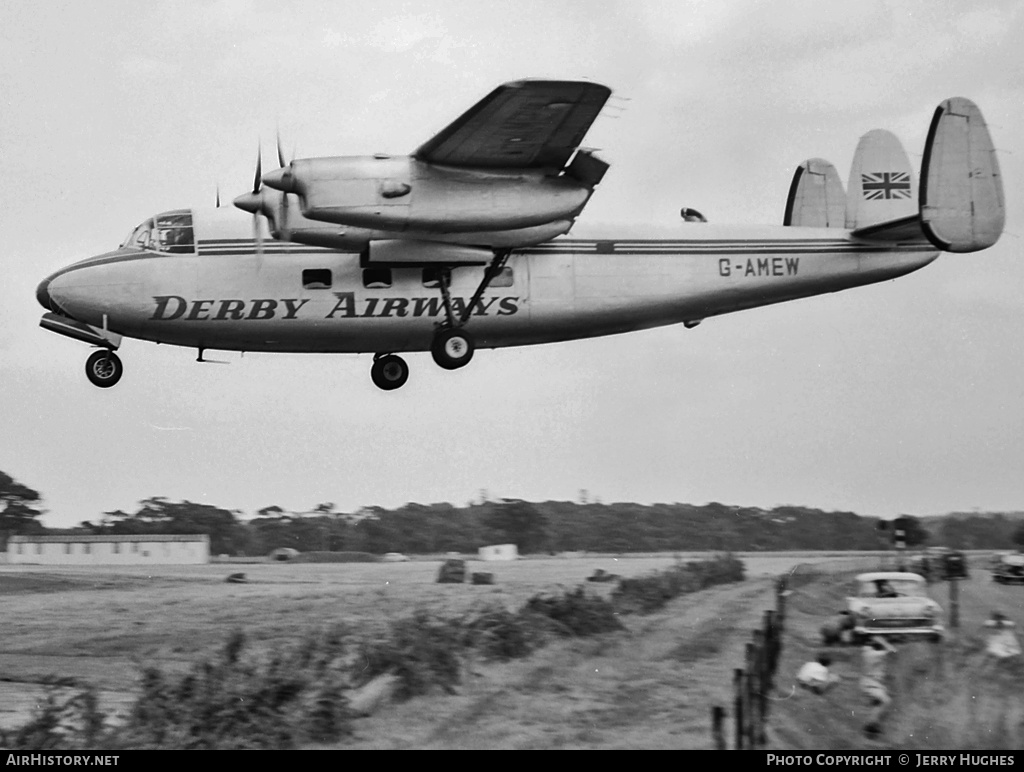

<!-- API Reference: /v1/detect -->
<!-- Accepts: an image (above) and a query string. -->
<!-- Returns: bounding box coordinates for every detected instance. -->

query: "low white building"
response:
[7,534,210,565]
[478,543,518,561]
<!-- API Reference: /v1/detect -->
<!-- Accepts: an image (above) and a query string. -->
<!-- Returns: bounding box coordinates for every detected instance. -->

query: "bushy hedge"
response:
[290,551,379,563]
[611,553,745,613]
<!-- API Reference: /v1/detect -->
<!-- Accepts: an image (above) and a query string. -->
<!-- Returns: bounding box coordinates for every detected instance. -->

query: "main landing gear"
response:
[368,250,511,391]
[85,349,123,388]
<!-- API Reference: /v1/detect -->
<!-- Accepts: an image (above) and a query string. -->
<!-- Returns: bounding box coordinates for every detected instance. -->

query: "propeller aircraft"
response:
[36,80,1004,391]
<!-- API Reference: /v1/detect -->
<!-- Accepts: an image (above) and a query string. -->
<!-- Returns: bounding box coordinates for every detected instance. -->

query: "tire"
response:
[370,355,409,391]
[431,327,474,370]
[85,350,123,388]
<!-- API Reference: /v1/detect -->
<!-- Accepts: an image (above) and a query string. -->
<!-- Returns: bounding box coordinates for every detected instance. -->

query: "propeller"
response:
[251,145,264,255]
[232,144,265,256]
[276,133,291,242]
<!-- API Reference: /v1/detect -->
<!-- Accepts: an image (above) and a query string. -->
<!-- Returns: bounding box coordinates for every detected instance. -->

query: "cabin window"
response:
[15,543,22,554]
[131,542,140,553]
[35,543,42,554]
[421,267,448,288]
[302,269,332,289]
[490,267,514,288]
[362,268,392,289]
[83,543,91,554]
[113,543,120,554]
[65,543,72,554]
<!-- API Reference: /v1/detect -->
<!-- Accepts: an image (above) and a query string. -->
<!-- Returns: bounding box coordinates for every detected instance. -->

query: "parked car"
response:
[381,552,411,562]
[845,572,944,643]
[992,553,1024,584]
[911,547,969,581]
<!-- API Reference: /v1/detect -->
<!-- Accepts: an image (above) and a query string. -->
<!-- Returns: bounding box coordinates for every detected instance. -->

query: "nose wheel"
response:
[370,354,409,391]
[85,349,123,388]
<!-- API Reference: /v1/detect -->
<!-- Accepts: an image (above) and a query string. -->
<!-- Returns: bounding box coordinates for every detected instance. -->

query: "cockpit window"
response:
[154,210,194,253]
[120,210,194,254]
[122,220,153,250]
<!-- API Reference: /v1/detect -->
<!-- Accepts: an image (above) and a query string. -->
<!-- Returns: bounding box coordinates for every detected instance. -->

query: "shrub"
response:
[353,610,464,700]
[523,587,625,636]
[612,553,744,613]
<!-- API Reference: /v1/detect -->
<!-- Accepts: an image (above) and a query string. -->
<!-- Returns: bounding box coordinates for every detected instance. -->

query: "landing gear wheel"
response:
[370,354,409,391]
[85,350,123,388]
[431,327,474,370]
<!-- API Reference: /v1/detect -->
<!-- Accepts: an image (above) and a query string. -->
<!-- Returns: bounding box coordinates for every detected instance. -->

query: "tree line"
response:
[2,469,1024,556]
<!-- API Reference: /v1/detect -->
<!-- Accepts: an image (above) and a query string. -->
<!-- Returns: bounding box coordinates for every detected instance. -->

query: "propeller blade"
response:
[277,132,287,170]
[216,184,221,208]
[252,145,262,195]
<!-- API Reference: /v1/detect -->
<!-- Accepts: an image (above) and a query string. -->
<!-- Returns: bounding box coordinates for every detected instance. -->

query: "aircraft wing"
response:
[414,79,611,170]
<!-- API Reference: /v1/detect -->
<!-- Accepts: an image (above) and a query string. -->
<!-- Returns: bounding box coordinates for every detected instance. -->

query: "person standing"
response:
[860,635,897,738]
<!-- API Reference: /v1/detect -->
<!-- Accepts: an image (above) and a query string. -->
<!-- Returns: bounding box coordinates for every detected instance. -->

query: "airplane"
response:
[36,80,1005,391]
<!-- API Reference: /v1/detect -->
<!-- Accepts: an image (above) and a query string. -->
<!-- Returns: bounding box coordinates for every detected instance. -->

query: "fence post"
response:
[733,668,745,750]
[776,576,788,626]
[712,705,727,750]
[752,628,768,747]
[949,575,960,629]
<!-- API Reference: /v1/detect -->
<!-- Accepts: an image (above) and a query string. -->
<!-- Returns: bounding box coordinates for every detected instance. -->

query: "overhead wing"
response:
[414,79,611,170]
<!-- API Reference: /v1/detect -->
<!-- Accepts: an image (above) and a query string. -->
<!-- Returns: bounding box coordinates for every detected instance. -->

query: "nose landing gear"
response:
[370,353,409,391]
[85,349,123,388]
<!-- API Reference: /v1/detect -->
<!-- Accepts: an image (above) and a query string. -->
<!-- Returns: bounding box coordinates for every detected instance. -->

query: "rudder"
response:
[846,129,917,230]
[920,97,1004,253]
[784,158,846,227]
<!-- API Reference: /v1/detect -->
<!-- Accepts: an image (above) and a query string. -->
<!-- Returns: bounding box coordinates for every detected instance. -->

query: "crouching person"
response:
[797,653,841,694]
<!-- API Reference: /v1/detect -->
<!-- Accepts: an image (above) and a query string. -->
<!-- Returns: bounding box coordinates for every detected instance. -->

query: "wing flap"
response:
[414,80,611,170]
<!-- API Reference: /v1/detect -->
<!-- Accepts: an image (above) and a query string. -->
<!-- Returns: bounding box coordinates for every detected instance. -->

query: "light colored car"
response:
[992,553,1024,584]
[381,552,411,562]
[846,572,944,643]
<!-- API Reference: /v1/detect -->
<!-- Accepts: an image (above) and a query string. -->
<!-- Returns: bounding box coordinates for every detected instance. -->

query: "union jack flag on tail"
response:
[861,171,912,200]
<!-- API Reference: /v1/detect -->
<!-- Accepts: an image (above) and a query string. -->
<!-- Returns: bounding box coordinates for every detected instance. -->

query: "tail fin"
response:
[846,129,917,230]
[784,158,846,227]
[920,97,1004,253]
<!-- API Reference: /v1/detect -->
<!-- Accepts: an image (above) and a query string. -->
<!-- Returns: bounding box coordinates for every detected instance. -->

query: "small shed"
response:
[478,543,518,562]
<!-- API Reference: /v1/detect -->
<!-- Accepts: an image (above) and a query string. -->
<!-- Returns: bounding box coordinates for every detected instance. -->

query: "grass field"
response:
[2,552,1020,749]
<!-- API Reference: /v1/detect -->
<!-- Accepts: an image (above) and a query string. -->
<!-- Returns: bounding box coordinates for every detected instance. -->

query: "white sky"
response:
[2,0,1023,528]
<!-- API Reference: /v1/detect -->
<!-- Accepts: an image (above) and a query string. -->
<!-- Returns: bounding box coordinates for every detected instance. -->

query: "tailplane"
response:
[780,99,1004,252]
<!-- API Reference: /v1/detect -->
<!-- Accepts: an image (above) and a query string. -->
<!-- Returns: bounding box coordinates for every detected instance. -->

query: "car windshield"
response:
[859,578,926,598]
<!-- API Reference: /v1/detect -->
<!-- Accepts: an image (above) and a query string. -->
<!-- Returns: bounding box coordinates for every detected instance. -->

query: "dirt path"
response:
[337,577,779,749]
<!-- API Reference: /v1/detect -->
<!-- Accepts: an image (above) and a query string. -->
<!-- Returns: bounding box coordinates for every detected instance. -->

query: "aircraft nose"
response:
[36,276,54,312]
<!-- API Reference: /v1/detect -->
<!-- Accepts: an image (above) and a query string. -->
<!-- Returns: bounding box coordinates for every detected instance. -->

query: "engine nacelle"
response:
[262,153,602,234]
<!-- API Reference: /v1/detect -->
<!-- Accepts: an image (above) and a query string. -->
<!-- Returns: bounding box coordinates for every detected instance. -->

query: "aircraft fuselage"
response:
[38,214,938,358]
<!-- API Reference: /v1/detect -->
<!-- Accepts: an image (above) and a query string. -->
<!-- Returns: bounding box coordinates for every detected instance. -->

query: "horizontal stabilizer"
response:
[851,214,929,244]
[846,129,917,230]
[920,97,1005,253]
[784,158,845,227]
